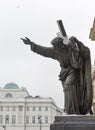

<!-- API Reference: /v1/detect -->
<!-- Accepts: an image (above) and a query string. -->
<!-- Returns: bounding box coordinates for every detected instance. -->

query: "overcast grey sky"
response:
[0,0,95,108]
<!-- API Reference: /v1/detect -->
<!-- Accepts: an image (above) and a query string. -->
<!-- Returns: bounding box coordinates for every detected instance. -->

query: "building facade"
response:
[0,82,62,130]
[92,65,95,113]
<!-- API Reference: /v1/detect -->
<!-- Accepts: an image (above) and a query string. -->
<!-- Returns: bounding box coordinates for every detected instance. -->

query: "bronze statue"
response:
[21,20,92,115]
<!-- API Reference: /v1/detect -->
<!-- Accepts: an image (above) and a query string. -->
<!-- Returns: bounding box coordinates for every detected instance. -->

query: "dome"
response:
[3,82,20,89]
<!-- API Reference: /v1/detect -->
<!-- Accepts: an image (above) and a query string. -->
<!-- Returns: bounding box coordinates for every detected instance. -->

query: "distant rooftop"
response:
[3,82,20,89]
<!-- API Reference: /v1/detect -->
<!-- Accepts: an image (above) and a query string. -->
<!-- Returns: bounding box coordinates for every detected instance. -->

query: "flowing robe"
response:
[30,39,92,114]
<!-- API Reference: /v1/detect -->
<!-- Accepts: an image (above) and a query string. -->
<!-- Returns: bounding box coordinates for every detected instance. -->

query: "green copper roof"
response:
[3,82,20,89]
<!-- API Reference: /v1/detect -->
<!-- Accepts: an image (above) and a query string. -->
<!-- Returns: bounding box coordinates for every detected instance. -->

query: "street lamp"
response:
[38,115,42,130]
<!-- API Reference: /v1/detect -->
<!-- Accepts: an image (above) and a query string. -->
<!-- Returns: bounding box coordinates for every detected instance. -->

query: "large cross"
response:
[57,20,70,45]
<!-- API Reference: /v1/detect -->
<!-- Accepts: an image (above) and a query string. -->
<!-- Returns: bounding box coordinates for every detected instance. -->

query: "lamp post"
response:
[38,115,42,130]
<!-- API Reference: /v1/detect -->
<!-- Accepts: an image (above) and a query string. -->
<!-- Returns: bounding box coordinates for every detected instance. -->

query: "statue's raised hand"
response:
[21,37,32,45]
[21,37,36,51]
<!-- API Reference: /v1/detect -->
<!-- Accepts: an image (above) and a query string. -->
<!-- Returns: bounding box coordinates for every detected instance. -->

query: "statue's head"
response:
[51,37,65,49]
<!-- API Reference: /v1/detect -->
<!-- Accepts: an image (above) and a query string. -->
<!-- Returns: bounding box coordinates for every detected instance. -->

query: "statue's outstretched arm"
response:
[21,37,59,60]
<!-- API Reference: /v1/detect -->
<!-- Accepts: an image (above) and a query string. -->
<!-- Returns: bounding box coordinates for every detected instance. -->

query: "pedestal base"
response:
[50,115,95,130]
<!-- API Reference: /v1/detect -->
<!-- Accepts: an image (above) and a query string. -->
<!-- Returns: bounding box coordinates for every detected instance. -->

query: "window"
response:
[5,115,9,124]
[5,93,13,98]
[38,106,41,111]
[26,116,29,124]
[0,106,3,111]
[33,106,36,111]
[12,115,16,124]
[0,115,3,124]
[45,116,48,123]
[38,115,42,124]
[32,116,36,124]
[26,106,29,111]
[18,106,23,111]
[45,106,48,111]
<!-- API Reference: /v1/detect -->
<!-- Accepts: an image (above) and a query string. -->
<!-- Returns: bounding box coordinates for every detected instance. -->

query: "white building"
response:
[0,82,63,130]
[92,65,95,113]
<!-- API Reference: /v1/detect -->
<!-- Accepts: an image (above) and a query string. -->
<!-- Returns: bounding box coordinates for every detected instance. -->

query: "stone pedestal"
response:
[50,115,95,130]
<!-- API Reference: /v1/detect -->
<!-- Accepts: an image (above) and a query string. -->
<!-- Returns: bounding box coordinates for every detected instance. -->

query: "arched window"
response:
[5,115,9,124]
[12,115,16,124]
[0,115,3,124]
[5,93,13,98]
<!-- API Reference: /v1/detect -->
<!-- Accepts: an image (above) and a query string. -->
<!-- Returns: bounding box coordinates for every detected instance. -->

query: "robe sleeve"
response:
[30,43,60,60]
